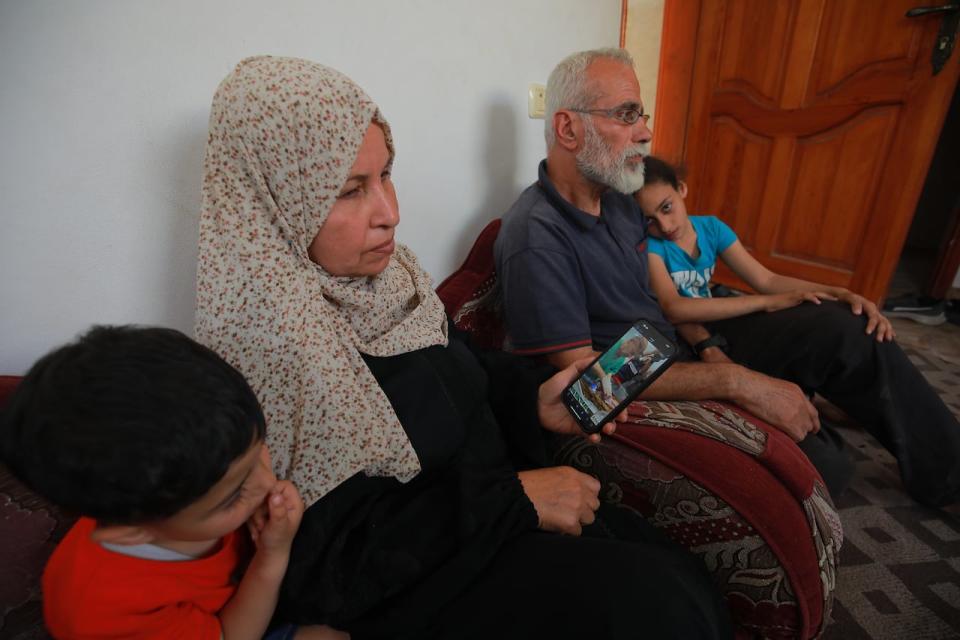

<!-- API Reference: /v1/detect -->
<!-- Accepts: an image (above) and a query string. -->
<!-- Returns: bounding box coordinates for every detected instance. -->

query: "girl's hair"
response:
[642,156,685,190]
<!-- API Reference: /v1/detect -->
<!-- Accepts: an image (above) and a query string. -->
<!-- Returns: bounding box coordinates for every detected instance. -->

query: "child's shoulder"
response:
[691,216,737,241]
[646,234,668,255]
[44,517,103,582]
[43,518,127,635]
[43,518,241,638]
[44,517,164,602]
[689,215,722,228]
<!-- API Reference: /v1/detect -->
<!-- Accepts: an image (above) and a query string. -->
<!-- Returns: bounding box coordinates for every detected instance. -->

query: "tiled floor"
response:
[885,248,960,377]
[892,315,960,425]
[890,316,960,374]
[819,259,960,639]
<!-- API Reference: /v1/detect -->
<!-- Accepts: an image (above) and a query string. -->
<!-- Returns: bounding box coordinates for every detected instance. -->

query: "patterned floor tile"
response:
[823,316,960,638]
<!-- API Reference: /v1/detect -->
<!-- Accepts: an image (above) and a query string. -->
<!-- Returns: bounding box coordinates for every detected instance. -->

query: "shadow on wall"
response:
[448,97,520,276]
[159,114,209,333]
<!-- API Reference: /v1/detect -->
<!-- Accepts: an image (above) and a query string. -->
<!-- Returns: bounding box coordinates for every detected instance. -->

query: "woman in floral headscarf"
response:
[196,56,730,639]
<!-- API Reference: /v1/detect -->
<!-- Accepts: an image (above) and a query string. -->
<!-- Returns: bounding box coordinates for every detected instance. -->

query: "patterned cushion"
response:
[437,220,843,639]
[1,375,72,639]
[555,402,841,639]
[435,219,507,351]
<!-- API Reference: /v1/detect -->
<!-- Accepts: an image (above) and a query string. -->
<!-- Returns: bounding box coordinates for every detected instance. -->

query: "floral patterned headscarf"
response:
[195,56,448,506]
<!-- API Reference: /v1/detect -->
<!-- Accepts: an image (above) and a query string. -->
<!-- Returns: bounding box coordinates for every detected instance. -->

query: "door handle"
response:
[906,4,960,74]
[905,4,958,18]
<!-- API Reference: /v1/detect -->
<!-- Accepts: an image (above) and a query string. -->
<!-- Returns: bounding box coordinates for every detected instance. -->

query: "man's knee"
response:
[779,302,880,376]
[714,302,870,370]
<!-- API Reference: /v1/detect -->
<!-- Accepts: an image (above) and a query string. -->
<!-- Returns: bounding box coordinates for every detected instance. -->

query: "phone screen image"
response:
[562,321,677,433]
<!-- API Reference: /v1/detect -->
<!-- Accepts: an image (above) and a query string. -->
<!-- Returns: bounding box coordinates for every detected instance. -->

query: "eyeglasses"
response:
[568,105,650,126]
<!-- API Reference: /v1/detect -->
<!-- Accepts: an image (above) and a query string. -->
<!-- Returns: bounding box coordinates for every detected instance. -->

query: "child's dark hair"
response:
[642,156,684,190]
[0,325,266,524]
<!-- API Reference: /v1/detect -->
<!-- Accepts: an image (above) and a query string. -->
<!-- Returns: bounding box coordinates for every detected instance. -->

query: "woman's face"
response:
[635,180,690,243]
[308,124,399,277]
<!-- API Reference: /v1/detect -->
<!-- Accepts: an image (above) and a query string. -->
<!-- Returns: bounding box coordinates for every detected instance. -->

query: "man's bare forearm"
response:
[638,361,742,402]
[546,347,818,440]
[546,345,741,397]
[638,361,819,440]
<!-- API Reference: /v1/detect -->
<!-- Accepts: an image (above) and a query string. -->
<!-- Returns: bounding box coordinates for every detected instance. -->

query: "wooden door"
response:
[652,0,960,302]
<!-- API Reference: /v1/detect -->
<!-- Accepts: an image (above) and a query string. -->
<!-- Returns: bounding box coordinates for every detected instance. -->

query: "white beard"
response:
[576,118,649,195]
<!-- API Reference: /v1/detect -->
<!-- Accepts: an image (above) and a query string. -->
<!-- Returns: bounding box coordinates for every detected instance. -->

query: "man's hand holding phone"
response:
[538,356,627,443]
[559,321,678,435]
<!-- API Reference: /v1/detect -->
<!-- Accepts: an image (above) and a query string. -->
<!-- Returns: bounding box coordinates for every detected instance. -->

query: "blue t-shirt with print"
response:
[647,216,737,298]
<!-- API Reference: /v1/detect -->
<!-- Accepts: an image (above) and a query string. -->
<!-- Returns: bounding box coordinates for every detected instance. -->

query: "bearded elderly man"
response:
[495,48,960,507]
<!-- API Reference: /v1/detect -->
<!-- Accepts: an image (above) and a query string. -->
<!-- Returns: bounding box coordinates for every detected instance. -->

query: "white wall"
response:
[0,0,623,374]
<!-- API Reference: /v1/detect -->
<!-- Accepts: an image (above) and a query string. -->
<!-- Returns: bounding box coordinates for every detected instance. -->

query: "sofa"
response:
[0,222,842,638]
[435,219,843,639]
[1,375,75,639]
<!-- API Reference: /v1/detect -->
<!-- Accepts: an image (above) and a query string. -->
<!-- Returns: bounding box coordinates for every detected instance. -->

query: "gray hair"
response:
[544,48,635,149]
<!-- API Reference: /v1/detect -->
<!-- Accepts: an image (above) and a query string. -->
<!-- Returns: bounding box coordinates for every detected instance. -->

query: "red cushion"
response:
[436,219,501,317]
[1,374,75,638]
[559,400,839,639]
[436,219,506,349]
[615,401,830,638]
[0,375,21,409]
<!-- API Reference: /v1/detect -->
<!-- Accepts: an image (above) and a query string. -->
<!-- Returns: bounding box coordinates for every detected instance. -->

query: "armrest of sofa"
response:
[554,399,841,639]
[1,375,77,638]
[436,219,507,350]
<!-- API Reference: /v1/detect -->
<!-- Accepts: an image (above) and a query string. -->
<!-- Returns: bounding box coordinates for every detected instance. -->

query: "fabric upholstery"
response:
[437,220,842,640]
[1,215,844,637]
[436,219,506,351]
[1,375,74,639]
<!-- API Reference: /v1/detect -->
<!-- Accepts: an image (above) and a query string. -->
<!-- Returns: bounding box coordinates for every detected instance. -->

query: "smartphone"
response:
[561,320,678,433]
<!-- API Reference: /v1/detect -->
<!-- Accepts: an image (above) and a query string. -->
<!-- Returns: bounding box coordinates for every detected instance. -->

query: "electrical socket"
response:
[528,83,546,119]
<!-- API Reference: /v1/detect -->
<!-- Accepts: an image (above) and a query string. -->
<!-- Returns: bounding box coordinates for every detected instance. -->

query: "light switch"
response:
[528,83,546,119]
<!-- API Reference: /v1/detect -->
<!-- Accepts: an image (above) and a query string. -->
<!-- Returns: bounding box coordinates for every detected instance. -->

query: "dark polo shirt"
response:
[495,160,676,354]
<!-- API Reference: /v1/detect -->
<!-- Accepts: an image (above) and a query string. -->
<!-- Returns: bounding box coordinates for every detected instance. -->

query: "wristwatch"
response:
[693,334,728,356]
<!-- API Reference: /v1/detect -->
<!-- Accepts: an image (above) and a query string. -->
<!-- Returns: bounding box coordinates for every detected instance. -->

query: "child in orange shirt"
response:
[0,326,346,639]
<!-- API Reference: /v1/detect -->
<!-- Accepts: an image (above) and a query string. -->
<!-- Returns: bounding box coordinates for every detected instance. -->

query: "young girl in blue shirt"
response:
[634,156,895,342]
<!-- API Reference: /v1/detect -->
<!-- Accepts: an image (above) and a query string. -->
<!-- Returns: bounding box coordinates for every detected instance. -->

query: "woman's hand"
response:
[762,291,834,313]
[248,480,304,555]
[518,466,601,536]
[836,290,896,342]
[537,356,628,443]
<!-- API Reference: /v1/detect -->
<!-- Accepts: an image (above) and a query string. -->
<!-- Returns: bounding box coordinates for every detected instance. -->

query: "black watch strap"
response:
[693,334,728,355]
